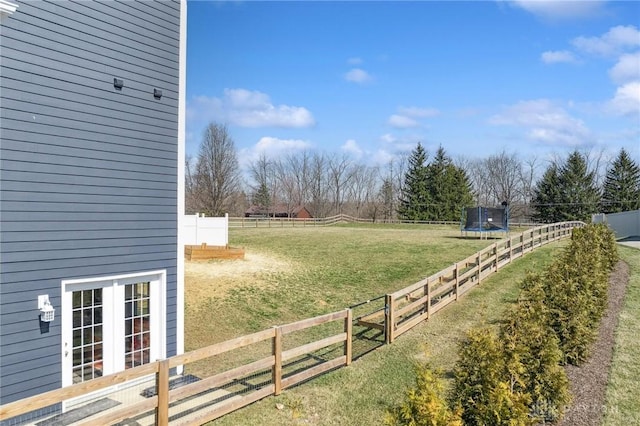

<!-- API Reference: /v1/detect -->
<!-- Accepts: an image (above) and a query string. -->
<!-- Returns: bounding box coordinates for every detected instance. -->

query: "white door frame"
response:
[61,270,167,392]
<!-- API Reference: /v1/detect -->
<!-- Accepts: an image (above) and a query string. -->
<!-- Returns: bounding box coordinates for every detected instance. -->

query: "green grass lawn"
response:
[208,229,564,426]
[183,224,569,425]
[603,245,640,425]
[186,224,492,347]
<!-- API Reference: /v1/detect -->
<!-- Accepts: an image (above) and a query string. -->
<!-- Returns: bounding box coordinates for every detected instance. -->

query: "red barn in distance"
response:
[245,205,313,219]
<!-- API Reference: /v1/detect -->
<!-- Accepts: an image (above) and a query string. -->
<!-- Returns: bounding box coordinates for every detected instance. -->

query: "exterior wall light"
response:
[0,0,19,18]
[38,295,55,322]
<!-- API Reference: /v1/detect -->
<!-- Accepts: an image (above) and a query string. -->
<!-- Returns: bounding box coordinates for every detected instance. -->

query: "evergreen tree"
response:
[532,164,561,223]
[251,182,271,213]
[533,151,599,222]
[601,148,640,213]
[425,146,451,220]
[557,151,600,221]
[448,163,475,221]
[425,146,474,221]
[397,143,430,220]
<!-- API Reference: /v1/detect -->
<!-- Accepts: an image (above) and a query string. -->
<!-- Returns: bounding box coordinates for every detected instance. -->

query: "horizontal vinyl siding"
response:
[0,0,181,405]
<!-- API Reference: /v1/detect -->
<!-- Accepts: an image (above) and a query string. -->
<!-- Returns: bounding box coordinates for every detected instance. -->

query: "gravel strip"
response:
[554,261,630,426]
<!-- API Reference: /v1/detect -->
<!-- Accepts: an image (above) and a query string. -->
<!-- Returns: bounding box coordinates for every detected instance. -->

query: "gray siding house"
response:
[0,0,186,409]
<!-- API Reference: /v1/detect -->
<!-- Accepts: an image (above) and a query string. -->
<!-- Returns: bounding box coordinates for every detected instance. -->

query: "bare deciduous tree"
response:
[346,164,379,218]
[462,158,491,206]
[283,152,311,207]
[327,153,354,215]
[519,156,539,221]
[309,153,329,217]
[185,154,199,214]
[484,150,522,206]
[192,123,241,216]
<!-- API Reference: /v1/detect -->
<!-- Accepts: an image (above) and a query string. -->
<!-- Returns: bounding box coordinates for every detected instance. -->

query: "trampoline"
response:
[461,206,509,239]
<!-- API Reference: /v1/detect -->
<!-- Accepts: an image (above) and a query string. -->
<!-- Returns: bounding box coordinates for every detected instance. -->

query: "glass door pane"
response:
[71,289,103,383]
[124,282,151,368]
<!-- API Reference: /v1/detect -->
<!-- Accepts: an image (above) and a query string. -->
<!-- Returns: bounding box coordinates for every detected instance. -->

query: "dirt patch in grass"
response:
[555,260,630,426]
[185,251,297,302]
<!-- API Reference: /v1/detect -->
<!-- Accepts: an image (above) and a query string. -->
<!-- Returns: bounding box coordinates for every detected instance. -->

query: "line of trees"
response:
[533,148,640,222]
[186,122,640,221]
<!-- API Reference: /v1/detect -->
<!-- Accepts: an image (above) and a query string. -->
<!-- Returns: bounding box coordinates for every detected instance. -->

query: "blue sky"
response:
[186,1,640,170]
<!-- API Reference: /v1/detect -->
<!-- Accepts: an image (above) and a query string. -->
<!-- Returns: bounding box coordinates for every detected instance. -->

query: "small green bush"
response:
[536,262,598,365]
[501,274,570,422]
[591,223,619,272]
[452,328,532,426]
[386,363,463,426]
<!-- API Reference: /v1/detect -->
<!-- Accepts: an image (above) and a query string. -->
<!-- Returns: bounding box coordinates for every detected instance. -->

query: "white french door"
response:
[61,271,166,388]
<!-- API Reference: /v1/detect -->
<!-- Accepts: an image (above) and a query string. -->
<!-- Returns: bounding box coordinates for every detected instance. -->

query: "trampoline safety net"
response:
[463,207,508,232]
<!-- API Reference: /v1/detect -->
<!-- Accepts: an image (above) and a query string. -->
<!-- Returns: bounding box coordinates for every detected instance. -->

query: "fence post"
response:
[344,309,352,366]
[156,359,170,426]
[425,278,431,319]
[477,253,481,284]
[508,238,513,263]
[494,243,499,272]
[385,294,395,344]
[273,326,282,395]
[454,263,459,301]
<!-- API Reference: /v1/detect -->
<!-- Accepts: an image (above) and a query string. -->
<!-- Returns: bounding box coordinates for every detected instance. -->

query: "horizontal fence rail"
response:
[229,214,539,229]
[0,310,352,426]
[381,221,583,343]
[1,222,581,425]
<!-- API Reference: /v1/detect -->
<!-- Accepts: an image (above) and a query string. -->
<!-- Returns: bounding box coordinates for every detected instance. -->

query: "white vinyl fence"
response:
[592,209,640,239]
[183,213,229,246]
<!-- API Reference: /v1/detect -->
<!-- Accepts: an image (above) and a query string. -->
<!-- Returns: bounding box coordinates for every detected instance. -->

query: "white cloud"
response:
[609,52,640,85]
[541,50,577,64]
[341,139,364,158]
[347,57,363,65]
[254,136,312,153]
[387,106,439,129]
[572,25,640,57]
[606,82,640,117]
[380,133,397,144]
[371,149,396,165]
[238,137,313,168]
[398,106,440,118]
[377,133,424,154]
[510,0,606,20]
[388,114,420,128]
[187,89,315,128]
[344,68,373,84]
[489,99,593,146]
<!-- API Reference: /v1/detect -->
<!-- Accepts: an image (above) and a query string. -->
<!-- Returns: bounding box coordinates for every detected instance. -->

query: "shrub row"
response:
[523,223,618,366]
[386,223,618,426]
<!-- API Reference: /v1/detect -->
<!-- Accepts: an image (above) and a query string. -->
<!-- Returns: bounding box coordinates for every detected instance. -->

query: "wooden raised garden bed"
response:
[184,244,245,261]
